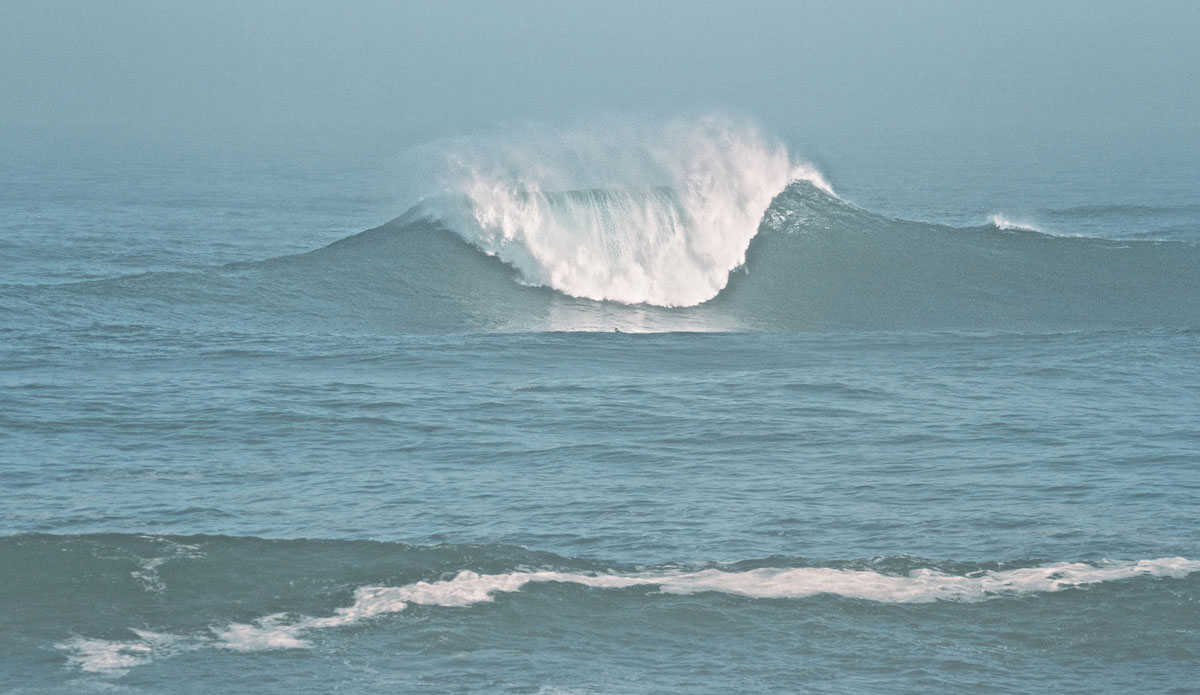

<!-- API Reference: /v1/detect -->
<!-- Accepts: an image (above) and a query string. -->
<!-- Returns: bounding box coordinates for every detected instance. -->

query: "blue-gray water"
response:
[2,143,1198,694]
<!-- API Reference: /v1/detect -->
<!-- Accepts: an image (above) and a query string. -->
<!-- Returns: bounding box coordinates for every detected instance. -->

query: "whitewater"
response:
[401,116,833,306]
[2,119,1199,693]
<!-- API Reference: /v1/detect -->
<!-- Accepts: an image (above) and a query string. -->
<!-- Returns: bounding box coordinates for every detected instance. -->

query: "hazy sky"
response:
[2,0,1198,154]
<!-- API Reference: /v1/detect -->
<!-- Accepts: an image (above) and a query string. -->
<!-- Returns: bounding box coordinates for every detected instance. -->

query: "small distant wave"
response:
[1044,203,1200,218]
[56,555,1199,675]
[987,213,1042,233]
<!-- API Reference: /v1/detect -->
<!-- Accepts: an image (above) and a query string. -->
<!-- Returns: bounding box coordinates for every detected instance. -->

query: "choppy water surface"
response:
[2,131,1198,693]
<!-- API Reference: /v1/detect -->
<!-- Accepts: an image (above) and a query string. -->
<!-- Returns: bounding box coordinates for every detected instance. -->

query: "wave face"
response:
[337,178,1199,332]
[711,181,1200,330]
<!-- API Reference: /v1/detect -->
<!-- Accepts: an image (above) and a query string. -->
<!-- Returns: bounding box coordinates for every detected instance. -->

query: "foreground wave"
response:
[61,555,1199,675]
[4,534,1195,677]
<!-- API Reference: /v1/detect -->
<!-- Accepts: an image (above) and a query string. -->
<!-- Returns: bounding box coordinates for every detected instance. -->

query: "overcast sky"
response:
[2,0,1197,154]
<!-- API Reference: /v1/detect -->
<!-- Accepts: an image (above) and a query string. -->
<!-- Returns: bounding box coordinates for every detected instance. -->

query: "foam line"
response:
[57,557,1198,675]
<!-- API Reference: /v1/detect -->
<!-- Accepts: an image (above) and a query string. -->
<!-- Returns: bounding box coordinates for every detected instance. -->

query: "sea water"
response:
[1,126,1198,693]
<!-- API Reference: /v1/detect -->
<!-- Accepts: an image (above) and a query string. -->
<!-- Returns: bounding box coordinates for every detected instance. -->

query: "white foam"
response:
[417,115,832,307]
[651,557,1200,602]
[58,637,152,676]
[59,557,1198,675]
[331,557,1200,610]
[988,213,1042,233]
[212,586,414,651]
[58,630,192,677]
[213,614,311,651]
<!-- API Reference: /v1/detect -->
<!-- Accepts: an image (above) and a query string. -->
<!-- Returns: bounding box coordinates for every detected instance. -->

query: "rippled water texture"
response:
[1,139,1198,693]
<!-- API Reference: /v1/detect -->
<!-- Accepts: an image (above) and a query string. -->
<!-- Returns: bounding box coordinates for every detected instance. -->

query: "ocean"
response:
[1,123,1198,693]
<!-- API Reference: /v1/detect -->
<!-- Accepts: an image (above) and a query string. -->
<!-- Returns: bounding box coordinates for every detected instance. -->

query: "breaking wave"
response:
[46,537,1197,676]
[404,116,831,306]
[9,116,1200,332]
